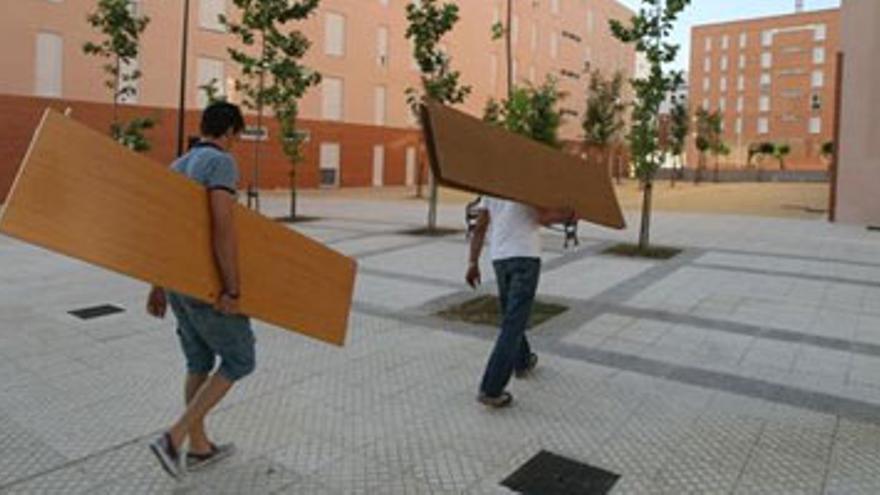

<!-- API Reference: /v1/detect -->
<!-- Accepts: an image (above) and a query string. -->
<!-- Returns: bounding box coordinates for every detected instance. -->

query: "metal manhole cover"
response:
[501,450,620,495]
[69,304,125,320]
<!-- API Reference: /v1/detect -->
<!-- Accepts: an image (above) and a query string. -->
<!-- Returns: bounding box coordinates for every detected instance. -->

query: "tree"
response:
[712,142,730,182]
[406,0,472,233]
[747,141,775,181]
[820,140,834,168]
[773,142,791,171]
[583,70,626,183]
[223,0,322,219]
[667,95,688,187]
[694,107,722,184]
[83,0,154,151]
[484,78,565,147]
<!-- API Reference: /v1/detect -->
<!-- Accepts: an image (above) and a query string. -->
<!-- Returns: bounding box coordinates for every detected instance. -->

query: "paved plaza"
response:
[2,194,880,494]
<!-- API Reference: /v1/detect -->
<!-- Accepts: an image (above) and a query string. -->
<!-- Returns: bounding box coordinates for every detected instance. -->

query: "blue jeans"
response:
[479,257,541,397]
[168,291,256,382]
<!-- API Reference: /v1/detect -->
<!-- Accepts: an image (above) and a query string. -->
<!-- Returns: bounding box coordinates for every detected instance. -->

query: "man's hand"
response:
[465,263,481,289]
[215,292,240,315]
[146,286,167,319]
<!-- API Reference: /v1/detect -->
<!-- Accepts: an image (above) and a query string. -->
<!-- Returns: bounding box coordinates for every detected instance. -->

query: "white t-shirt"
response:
[479,196,541,261]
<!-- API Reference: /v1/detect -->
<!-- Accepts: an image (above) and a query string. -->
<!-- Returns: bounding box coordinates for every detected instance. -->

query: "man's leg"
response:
[183,373,211,453]
[169,373,234,449]
[479,258,539,398]
[514,261,541,374]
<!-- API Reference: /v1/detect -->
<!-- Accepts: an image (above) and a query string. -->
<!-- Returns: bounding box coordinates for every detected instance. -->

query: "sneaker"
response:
[186,443,236,472]
[149,432,182,479]
[477,391,513,408]
[515,353,538,378]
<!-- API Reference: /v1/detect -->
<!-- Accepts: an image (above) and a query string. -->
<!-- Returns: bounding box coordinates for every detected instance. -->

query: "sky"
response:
[616,0,842,71]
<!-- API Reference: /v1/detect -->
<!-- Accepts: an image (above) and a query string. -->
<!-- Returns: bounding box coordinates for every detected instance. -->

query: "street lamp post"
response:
[176,0,191,157]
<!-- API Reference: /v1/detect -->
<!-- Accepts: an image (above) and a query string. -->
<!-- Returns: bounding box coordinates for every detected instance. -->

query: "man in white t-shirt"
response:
[466,196,575,408]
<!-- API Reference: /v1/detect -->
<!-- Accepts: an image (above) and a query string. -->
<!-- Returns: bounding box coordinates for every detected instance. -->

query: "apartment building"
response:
[687,8,839,172]
[0,0,635,201]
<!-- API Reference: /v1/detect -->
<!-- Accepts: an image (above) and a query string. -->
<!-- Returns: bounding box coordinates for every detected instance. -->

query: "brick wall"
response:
[0,94,423,203]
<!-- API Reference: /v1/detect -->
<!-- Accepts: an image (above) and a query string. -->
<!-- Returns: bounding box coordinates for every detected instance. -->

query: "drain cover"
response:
[69,304,125,320]
[501,450,620,495]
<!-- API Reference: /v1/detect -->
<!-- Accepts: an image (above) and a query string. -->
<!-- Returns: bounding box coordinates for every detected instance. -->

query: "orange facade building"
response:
[0,0,635,202]
[687,8,839,173]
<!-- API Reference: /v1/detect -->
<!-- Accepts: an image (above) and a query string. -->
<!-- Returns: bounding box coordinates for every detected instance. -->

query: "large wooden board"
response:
[0,109,356,346]
[421,101,626,230]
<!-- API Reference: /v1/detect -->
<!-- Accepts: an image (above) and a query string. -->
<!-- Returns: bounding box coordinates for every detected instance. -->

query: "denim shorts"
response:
[167,291,256,381]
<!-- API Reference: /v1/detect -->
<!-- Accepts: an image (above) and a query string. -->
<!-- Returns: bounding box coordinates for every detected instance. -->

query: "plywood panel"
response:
[0,109,356,346]
[421,101,626,230]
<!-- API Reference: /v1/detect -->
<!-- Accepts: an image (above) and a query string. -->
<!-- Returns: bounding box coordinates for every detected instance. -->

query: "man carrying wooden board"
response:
[146,102,252,478]
[466,197,576,408]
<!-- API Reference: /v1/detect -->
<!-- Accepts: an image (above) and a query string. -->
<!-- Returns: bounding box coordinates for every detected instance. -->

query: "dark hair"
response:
[200,102,245,138]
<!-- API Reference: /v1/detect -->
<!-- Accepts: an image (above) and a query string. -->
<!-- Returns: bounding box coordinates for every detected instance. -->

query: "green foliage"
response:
[199,78,227,106]
[668,96,689,158]
[582,70,626,147]
[821,140,834,159]
[748,141,776,168]
[83,0,149,101]
[82,0,154,152]
[610,0,690,182]
[111,117,156,152]
[223,0,321,165]
[483,79,565,148]
[491,21,505,41]
[773,142,791,170]
[405,0,472,112]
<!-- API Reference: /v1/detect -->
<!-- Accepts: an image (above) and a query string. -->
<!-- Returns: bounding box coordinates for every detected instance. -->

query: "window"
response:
[512,16,519,45]
[737,75,745,91]
[512,58,518,82]
[720,55,728,71]
[405,146,416,185]
[35,32,63,97]
[815,24,827,41]
[758,117,769,134]
[719,98,726,112]
[739,54,746,69]
[319,143,341,187]
[551,0,559,15]
[813,47,825,64]
[811,94,822,110]
[704,56,711,72]
[373,86,386,126]
[531,22,538,52]
[812,70,824,88]
[372,145,384,186]
[550,32,558,59]
[736,96,744,113]
[704,36,712,52]
[493,5,501,25]
[702,77,710,92]
[196,57,224,108]
[720,76,727,92]
[324,12,346,57]
[735,117,743,134]
[376,26,389,67]
[761,30,773,47]
[379,0,389,6]
[721,35,729,50]
[759,95,770,112]
[529,65,536,82]
[702,98,709,110]
[199,0,226,31]
[809,116,822,134]
[321,77,343,121]
[760,72,771,89]
[761,52,772,69]
[739,32,747,48]
[117,56,139,104]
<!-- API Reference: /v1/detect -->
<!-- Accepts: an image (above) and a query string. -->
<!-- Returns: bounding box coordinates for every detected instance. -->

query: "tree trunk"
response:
[670,154,677,188]
[638,178,653,251]
[713,154,720,183]
[251,37,267,213]
[427,172,438,232]
[289,167,297,220]
[694,152,704,184]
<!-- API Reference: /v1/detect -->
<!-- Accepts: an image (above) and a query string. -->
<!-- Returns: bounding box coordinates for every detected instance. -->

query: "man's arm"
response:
[465,210,489,288]
[209,189,240,314]
[537,207,577,227]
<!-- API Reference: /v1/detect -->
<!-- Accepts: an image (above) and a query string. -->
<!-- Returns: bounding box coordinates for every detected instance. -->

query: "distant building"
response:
[687,7,840,172]
[0,0,636,201]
